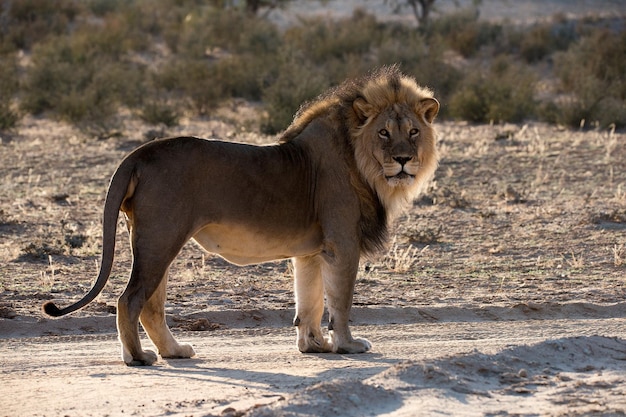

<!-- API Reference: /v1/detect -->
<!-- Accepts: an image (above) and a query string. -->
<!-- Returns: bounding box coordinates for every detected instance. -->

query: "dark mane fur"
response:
[280,66,404,144]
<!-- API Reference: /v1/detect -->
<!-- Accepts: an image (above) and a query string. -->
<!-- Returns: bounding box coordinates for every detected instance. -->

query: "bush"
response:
[21,23,145,133]
[172,7,280,58]
[0,0,82,52]
[426,9,502,58]
[518,17,579,63]
[285,10,379,63]
[448,83,488,123]
[0,54,19,130]
[139,100,180,127]
[156,59,226,115]
[449,56,536,123]
[0,105,18,131]
[519,26,555,63]
[261,52,329,134]
[153,7,282,112]
[6,1,624,133]
[553,29,626,127]
[212,54,277,101]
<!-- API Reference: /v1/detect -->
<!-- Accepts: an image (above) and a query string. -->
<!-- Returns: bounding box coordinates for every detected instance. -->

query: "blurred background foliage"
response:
[0,0,624,136]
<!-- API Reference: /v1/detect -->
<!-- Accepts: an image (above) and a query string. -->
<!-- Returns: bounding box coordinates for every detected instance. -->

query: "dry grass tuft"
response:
[613,244,625,267]
[383,238,428,273]
[565,251,585,269]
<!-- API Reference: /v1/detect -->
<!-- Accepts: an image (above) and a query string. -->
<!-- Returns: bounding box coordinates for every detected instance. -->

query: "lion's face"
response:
[352,98,439,205]
[369,103,428,187]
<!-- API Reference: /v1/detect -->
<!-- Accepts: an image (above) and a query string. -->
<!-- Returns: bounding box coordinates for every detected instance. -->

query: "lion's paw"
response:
[333,337,372,354]
[297,333,332,353]
[161,343,196,359]
[124,349,158,366]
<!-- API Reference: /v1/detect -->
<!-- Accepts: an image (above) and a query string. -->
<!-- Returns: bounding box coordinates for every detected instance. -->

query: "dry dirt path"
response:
[1,307,625,417]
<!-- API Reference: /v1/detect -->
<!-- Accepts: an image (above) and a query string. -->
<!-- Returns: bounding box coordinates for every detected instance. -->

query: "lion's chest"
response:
[192,223,323,266]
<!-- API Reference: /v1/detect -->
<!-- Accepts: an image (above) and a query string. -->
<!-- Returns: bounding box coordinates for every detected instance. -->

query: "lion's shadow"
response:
[153,351,396,384]
[149,352,404,414]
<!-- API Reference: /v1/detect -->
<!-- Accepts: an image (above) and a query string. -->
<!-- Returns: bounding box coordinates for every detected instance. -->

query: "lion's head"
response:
[351,70,439,215]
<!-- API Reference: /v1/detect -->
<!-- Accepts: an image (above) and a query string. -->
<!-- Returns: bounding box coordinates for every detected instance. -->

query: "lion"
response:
[42,66,439,366]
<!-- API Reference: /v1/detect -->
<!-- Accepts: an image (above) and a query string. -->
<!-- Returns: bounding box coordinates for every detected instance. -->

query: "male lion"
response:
[43,66,439,366]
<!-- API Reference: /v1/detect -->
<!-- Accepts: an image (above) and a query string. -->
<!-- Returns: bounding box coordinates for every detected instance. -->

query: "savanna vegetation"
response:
[0,0,624,137]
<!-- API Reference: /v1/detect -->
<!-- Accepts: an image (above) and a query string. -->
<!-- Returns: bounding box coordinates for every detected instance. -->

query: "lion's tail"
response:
[42,162,136,317]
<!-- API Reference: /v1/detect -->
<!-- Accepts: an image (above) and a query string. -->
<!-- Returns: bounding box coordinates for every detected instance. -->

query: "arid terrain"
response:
[1,112,625,416]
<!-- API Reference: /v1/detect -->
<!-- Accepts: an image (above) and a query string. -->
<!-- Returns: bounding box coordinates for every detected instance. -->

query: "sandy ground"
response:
[2,1,626,416]
[2,311,625,416]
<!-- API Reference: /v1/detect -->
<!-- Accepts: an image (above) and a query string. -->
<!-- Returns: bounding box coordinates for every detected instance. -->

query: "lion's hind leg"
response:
[140,271,195,360]
[117,226,189,366]
[117,284,159,366]
[293,256,332,353]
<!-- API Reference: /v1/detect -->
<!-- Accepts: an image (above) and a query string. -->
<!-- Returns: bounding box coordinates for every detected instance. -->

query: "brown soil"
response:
[2,116,625,315]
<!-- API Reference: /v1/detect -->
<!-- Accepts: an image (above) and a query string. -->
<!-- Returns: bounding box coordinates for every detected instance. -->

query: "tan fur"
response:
[42,66,439,365]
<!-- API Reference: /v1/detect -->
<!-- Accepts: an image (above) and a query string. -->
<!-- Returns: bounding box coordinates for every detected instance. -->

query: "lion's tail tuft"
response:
[42,301,64,317]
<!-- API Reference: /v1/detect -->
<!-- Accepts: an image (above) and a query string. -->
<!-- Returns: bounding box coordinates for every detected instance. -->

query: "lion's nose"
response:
[393,156,412,166]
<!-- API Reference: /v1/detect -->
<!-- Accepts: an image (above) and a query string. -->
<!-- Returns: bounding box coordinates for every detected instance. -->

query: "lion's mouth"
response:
[392,172,413,179]
[384,171,415,186]
[386,171,414,180]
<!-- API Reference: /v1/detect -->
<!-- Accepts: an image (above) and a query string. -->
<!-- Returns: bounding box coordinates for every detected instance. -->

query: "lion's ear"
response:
[418,98,440,123]
[353,97,375,122]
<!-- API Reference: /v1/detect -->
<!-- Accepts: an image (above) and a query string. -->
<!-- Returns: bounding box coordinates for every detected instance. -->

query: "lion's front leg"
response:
[293,256,332,353]
[322,255,371,354]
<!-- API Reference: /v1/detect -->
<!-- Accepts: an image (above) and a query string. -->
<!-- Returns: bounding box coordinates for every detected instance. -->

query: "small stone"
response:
[348,394,360,404]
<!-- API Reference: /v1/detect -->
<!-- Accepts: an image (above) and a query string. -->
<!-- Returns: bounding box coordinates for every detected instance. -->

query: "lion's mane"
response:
[281,65,438,255]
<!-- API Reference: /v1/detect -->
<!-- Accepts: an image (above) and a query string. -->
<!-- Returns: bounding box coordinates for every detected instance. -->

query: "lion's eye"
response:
[409,128,419,137]
[378,129,390,138]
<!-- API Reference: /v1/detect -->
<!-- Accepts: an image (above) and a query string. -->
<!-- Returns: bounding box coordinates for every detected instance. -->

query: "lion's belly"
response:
[192,223,323,266]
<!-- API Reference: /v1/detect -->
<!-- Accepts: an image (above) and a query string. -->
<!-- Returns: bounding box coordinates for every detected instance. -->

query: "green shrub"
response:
[448,82,488,123]
[518,18,579,63]
[553,29,626,127]
[86,0,124,16]
[426,9,502,58]
[20,38,74,115]
[156,7,282,112]
[139,100,180,127]
[157,59,225,114]
[0,54,19,130]
[0,0,82,51]
[261,53,329,134]
[21,23,146,134]
[519,26,554,63]
[449,56,536,123]
[212,54,277,101]
[9,0,623,133]
[0,105,18,131]
[285,10,379,63]
[173,7,280,58]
